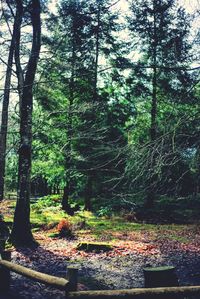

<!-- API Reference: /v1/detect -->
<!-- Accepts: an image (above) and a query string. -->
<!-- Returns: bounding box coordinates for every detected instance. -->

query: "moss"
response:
[77,242,113,252]
[2,200,195,244]
[30,206,67,229]
[144,266,175,272]
[48,232,60,238]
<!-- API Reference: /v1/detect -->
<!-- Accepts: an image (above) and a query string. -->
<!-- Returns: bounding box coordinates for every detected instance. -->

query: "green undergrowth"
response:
[2,196,197,244]
[136,195,200,224]
[86,215,184,231]
[30,195,66,229]
[29,201,192,242]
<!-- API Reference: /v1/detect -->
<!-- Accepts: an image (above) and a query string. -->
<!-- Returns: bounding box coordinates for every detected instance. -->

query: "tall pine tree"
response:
[127,0,194,204]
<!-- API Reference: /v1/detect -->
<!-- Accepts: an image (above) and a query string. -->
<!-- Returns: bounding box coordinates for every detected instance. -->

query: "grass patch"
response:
[168,234,190,243]
[88,217,155,232]
[1,199,196,245]
[30,206,67,229]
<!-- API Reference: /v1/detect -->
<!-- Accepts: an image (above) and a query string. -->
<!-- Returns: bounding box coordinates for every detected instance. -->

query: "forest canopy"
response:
[0,0,199,245]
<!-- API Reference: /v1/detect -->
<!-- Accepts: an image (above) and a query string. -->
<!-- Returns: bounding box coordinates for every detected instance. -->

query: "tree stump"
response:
[67,266,78,291]
[76,242,112,253]
[143,266,182,299]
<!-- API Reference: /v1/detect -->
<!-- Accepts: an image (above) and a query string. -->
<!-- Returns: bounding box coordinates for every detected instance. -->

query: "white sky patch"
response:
[48,0,58,14]
[181,0,200,13]
[0,0,199,97]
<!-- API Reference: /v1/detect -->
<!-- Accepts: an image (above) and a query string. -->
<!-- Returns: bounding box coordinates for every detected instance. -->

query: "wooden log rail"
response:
[0,251,78,294]
[0,260,69,290]
[67,286,200,299]
[1,253,200,298]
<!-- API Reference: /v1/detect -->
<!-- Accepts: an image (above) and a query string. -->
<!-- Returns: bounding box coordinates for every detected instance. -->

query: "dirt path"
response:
[3,231,200,299]
[1,199,200,298]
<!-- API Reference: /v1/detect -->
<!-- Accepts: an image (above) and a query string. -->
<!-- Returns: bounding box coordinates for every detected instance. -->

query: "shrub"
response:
[32,195,61,212]
[57,219,73,238]
[96,206,113,217]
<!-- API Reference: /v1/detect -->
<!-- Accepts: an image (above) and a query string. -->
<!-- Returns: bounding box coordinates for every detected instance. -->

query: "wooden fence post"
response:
[0,250,11,292]
[67,266,78,292]
[143,266,181,299]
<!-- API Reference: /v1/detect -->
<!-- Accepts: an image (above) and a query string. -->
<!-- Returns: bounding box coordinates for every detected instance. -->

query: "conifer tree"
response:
[40,0,123,211]
[128,0,194,204]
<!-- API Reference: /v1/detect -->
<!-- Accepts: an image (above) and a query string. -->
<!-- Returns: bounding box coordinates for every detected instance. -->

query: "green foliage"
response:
[96,206,113,217]
[3,0,200,227]
[135,195,200,224]
[32,195,61,211]
[31,195,61,217]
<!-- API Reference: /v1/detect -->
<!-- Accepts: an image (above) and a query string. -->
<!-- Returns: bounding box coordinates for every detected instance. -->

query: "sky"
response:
[48,0,200,13]
[0,0,199,96]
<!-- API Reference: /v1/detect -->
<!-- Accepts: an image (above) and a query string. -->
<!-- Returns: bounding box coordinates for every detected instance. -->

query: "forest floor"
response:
[1,199,200,299]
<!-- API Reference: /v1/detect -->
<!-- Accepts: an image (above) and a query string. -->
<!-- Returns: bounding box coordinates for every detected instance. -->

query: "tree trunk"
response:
[150,64,157,142]
[84,175,92,211]
[11,0,41,246]
[62,185,74,215]
[62,16,75,213]
[62,97,73,212]
[94,4,100,99]
[84,5,100,211]
[196,146,200,194]
[146,0,158,207]
[14,0,24,112]
[0,2,22,201]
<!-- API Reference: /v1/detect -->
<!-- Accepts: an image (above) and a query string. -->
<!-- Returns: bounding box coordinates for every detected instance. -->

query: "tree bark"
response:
[62,15,75,213]
[84,4,100,211]
[146,0,158,208]
[67,286,200,299]
[150,65,157,142]
[62,185,74,215]
[84,175,92,211]
[11,0,41,246]
[150,0,158,143]
[94,4,100,99]
[14,0,24,111]
[0,2,23,201]
[196,146,200,194]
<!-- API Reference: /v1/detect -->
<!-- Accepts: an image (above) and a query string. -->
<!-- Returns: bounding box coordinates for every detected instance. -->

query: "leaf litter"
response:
[5,224,200,299]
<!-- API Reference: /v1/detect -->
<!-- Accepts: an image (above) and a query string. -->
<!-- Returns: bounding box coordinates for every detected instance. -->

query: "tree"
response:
[11,0,41,246]
[36,0,94,213]
[127,0,195,205]
[0,0,23,201]
[38,0,124,212]
[75,0,124,210]
[57,0,94,213]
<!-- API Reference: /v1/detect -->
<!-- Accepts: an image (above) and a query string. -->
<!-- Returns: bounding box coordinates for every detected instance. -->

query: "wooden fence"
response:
[1,251,200,298]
